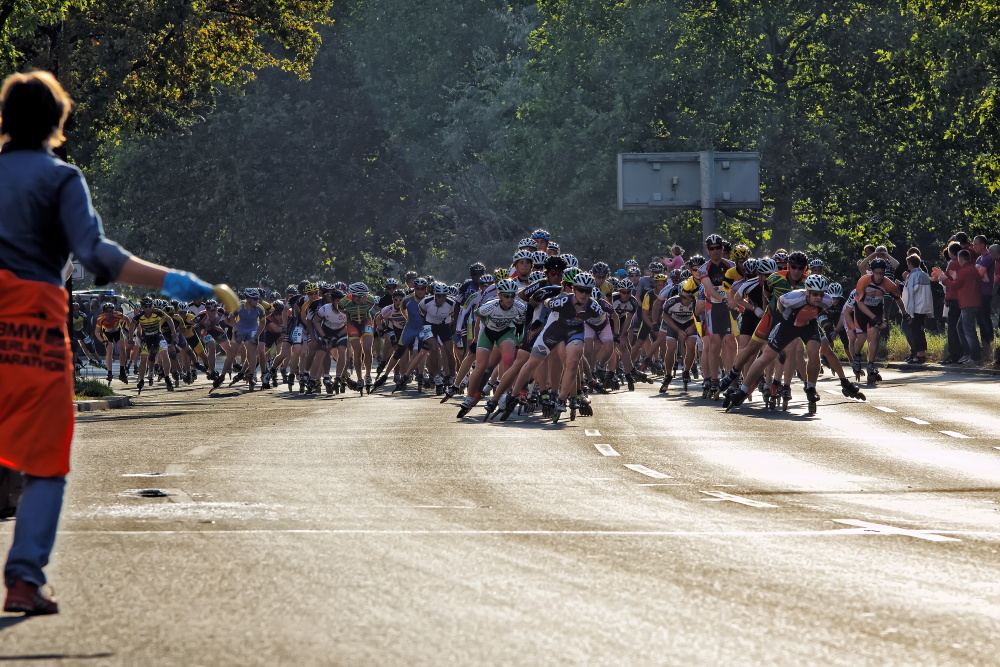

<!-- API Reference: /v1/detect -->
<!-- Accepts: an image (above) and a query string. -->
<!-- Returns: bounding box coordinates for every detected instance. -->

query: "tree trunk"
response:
[769,189,794,252]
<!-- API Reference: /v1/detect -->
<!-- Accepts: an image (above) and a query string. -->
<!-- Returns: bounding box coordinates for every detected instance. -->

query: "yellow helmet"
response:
[653,273,668,282]
[681,278,699,295]
[304,283,319,294]
[732,244,752,260]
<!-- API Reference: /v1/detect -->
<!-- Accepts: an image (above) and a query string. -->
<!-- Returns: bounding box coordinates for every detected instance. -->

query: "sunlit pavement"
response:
[3,367,1000,665]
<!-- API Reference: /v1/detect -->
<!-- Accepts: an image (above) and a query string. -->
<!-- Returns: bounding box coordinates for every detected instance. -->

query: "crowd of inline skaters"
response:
[82,229,918,421]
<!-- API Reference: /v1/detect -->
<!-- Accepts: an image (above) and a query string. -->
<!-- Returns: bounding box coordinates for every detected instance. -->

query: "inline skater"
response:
[852,258,909,384]
[727,275,832,413]
[94,302,125,383]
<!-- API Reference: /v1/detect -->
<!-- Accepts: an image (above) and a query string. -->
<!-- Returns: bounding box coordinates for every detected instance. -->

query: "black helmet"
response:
[705,234,724,246]
[392,289,405,298]
[591,261,610,276]
[469,262,486,276]
[869,258,889,271]
[544,255,568,272]
[405,270,418,280]
[140,297,153,307]
[788,251,809,267]
[101,302,114,311]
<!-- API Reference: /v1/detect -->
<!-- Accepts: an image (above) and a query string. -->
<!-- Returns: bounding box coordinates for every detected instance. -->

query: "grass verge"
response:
[74,377,115,400]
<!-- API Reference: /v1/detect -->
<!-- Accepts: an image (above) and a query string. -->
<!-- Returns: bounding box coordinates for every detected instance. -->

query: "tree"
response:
[3,1,334,161]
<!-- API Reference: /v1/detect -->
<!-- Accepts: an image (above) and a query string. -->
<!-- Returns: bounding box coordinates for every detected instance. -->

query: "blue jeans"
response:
[4,475,65,587]
[959,308,982,362]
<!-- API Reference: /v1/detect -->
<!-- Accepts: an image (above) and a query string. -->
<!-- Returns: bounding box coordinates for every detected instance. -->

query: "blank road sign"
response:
[617,152,760,211]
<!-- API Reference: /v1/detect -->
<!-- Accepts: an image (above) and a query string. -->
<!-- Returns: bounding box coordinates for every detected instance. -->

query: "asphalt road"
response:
[3,366,1000,665]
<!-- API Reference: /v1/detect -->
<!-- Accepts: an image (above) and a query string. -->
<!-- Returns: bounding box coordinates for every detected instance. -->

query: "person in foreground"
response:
[0,71,216,615]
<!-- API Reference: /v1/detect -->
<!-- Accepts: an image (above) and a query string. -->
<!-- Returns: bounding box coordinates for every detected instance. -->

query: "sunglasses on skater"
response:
[789,263,806,270]
[707,244,723,251]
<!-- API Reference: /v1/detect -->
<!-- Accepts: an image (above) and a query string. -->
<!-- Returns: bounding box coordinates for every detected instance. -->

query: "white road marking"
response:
[940,430,972,439]
[624,464,672,479]
[700,491,778,508]
[585,429,601,437]
[165,464,186,476]
[873,406,897,413]
[903,417,931,425]
[183,444,224,458]
[594,443,620,457]
[637,483,691,486]
[833,519,960,542]
[161,488,194,504]
[60,528,999,537]
[412,506,479,509]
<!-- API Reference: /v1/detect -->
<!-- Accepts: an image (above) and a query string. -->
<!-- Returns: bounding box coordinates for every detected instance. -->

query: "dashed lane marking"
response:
[832,519,960,542]
[594,443,620,457]
[624,464,672,479]
[873,406,897,413]
[62,527,991,537]
[940,431,972,439]
[585,429,601,437]
[903,417,931,425]
[700,491,778,508]
[637,483,691,486]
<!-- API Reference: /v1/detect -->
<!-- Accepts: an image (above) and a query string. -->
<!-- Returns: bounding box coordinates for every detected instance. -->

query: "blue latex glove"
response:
[162,270,215,301]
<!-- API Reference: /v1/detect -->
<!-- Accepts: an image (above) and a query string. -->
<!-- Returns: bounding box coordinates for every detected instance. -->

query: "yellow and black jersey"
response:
[173,312,197,338]
[135,308,169,335]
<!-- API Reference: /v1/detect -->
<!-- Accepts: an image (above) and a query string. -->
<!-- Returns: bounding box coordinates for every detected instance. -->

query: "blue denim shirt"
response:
[0,146,131,286]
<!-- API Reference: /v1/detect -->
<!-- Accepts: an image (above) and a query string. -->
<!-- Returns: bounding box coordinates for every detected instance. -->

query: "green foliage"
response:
[3,1,333,161]
[74,377,115,398]
[13,0,1000,285]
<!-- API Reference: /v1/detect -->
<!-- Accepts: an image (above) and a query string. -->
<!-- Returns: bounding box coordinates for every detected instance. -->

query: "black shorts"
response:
[430,321,452,344]
[519,322,544,352]
[702,303,732,336]
[318,326,348,349]
[768,319,820,353]
[636,321,655,341]
[854,304,884,332]
[739,310,761,337]
[102,329,122,343]
[262,330,283,348]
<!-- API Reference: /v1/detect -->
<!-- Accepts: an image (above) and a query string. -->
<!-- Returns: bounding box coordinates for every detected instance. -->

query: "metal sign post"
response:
[617,152,761,240]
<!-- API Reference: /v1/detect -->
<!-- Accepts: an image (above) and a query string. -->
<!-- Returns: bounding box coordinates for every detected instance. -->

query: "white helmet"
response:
[561,254,579,268]
[756,258,778,275]
[804,274,829,292]
[518,238,537,249]
[572,272,597,288]
[348,282,369,295]
[827,282,844,298]
[433,282,450,295]
[512,249,534,263]
[496,278,519,294]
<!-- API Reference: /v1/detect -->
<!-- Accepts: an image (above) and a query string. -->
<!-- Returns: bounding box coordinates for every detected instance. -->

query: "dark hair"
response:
[907,246,920,257]
[958,249,972,262]
[906,254,921,269]
[1,71,72,148]
[863,244,875,255]
[954,232,969,245]
[974,234,987,246]
[948,242,961,257]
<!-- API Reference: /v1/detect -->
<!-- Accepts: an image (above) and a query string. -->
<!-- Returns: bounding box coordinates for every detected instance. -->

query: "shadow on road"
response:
[0,651,115,661]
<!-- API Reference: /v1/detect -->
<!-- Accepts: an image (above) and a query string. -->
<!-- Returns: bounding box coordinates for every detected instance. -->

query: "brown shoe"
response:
[3,578,59,615]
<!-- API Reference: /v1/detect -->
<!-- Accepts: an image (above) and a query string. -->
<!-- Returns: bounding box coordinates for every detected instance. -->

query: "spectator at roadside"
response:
[991,243,1000,366]
[663,245,685,271]
[936,249,982,364]
[972,235,995,361]
[940,242,963,364]
[902,255,933,364]
[858,245,899,276]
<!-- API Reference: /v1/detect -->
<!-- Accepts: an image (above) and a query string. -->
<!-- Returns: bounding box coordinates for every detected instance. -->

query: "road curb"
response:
[75,396,132,412]
[885,362,1000,377]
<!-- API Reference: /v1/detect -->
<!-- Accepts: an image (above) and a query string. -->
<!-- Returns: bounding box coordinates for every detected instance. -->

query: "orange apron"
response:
[0,269,74,477]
